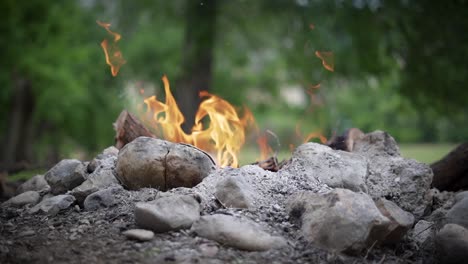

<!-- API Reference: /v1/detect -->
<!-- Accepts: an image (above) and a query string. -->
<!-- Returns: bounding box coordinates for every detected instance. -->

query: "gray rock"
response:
[290,143,368,192]
[44,159,86,194]
[83,186,121,211]
[191,214,287,251]
[446,196,468,229]
[16,175,50,194]
[29,194,75,216]
[454,191,468,204]
[435,224,468,264]
[135,194,201,233]
[116,137,215,191]
[71,154,119,205]
[412,220,435,246]
[353,131,433,217]
[215,175,258,209]
[286,188,390,253]
[122,229,154,241]
[375,198,414,243]
[3,191,40,207]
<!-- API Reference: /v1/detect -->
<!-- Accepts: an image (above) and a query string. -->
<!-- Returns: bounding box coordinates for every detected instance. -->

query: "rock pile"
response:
[1,131,467,263]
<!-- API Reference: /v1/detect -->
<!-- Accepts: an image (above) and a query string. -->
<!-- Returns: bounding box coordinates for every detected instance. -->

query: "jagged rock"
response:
[375,198,414,243]
[16,175,50,194]
[286,188,390,253]
[3,191,40,207]
[45,159,86,195]
[29,194,75,216]
[412,220,435,246]
[122,229,154,241]
[71,153,119,205]
[288,143,368,192]
[135,194,201,233]
[446,195,468,229]
[116,137,215,190]
[214,175,258,209]
[353,131,433,217]
[191,214,287,251]
[83,186,121,211]
[435,223,468,264]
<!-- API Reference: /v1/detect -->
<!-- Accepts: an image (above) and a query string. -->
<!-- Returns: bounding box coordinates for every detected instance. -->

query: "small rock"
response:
[122,229,154,241]
[435,223,468,264]
[412,220,435,246]
[3,191,40,207]
[191,214,287,251]
[215,175,258,209]
[375,198,414,243]
[286,188,390,253]
[29,194,75,216]
[16,175,50,194]
[199,243,219,257]
[446,196,468,229]
[135,194,201,233]
[116,137,215,190]
[18,229,36,237]
[44,159,86,194]
[290,143,368,192]
[353,130,400,157]
[83,186,121,211]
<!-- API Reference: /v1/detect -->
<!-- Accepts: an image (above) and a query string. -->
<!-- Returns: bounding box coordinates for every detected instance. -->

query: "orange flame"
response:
[315,51,334,72]
[143,75,254,167]
[97,20,126,76]
[296,124,327,144]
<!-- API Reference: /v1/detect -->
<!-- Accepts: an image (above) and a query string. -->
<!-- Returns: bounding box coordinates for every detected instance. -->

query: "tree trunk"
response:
[431,142,468,191]
[175,0,217,133]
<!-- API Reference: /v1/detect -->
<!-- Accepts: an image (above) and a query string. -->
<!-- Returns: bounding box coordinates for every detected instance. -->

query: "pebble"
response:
[123,229,155,242]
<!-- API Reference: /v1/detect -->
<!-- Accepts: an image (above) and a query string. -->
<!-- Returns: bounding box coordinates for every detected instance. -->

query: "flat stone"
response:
[286,188,390,253]
[29,194,75,216]
[435,223,468,264]
[44,159,86,195]
[375,198,414,244]
[290,143,368,192]
[412,220,435,246]
[446,196,468,229]
[83,186,121,211]
[122,229,154,241]
[215,175,258,209]
[3,191,40,207]
[16,175,50,194]
[191,214,287,251]
[135,194,201,233]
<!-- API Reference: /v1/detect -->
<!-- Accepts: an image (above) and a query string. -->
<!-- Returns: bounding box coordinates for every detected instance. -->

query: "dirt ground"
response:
[0,186,435,264]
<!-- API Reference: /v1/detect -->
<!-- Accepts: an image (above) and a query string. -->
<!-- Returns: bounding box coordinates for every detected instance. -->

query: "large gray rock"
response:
[83,186,121,211]
[135,194,201,233]
[446,195,468,229]
[3,191,40,207]
[116,137,215,190]
[375,198,414,244]
[44,159,86,195]
[288,143,368,192]
[191,214,287,251]
[71,152,119,205]
[29,194,75,216]
[435,224,468,264]
[16,175,50,194]
[353,131,433,217]
[286,188,390,253]
[214,175,259,209]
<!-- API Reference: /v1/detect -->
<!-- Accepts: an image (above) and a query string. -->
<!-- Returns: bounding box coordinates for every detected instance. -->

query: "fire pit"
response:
[3,127,466,263]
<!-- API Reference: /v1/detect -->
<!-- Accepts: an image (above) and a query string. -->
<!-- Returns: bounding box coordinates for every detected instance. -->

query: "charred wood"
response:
[431,142,468,191]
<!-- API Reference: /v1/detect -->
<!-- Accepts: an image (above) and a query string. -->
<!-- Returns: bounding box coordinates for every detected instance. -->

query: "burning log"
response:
[113,110,155,149]
[327,128,364,152]
[431,142,468,191]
